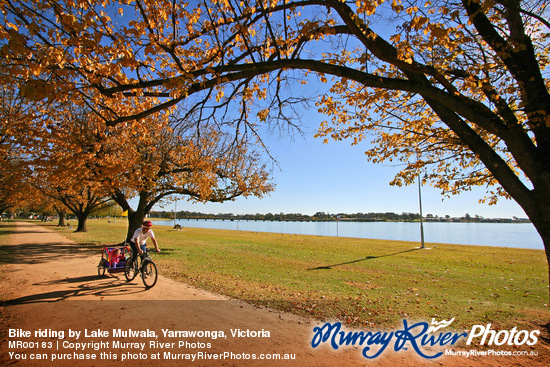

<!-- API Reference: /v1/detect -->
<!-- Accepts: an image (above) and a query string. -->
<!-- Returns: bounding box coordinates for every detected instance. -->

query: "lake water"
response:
[155,219,544,250]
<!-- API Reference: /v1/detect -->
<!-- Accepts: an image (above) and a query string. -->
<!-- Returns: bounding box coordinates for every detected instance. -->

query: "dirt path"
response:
[0,221,547,366]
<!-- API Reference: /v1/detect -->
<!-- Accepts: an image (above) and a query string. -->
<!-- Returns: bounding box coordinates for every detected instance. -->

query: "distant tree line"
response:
[148,210,529,223]
[149,210,419,221]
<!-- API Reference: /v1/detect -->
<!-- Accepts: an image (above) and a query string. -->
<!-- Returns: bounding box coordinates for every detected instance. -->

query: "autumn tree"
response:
[0,85,38,214]
[25,101,121,232]
[38,185,112,232]
[21,96,273,238]
[0,89,65,224]
[107,121,274,242]
[1,0,550,290]
[1,85,103,227]
[0,126,28,213]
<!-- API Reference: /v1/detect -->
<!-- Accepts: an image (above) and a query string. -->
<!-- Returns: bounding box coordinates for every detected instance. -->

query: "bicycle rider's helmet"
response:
[142,221,153,228]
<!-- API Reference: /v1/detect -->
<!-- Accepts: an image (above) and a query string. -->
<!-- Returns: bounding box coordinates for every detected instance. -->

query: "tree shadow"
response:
[0,221,75,232]
[0,241,174,268]
[0,222,18,228]
[1,229,47,235]
[307,248,422,270]
[0,242,99,266]
[34,275,106,285]
[2,274,148,306]
[0,226,50,236]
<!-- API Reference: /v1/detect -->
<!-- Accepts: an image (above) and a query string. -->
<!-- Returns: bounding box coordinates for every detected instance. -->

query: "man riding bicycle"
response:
[130,221,160,262]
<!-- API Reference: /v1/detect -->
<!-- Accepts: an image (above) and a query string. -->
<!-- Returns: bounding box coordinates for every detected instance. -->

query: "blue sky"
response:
[161,122,528,219]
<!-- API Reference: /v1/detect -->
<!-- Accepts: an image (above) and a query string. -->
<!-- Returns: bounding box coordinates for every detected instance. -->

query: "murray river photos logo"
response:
[310,318,540,359]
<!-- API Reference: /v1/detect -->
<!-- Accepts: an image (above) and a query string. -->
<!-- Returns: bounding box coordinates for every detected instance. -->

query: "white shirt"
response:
[132,227,155,247]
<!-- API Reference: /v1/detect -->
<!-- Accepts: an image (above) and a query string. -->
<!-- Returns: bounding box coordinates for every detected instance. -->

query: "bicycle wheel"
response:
[97,260,106,277]
[141,260,158,288]
[124,258,137,281]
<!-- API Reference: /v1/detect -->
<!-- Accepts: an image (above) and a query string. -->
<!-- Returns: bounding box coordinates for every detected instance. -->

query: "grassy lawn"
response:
[29,218,550,330]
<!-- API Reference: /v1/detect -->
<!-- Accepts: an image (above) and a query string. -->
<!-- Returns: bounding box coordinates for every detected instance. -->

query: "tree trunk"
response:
[113,190,154,243]
[539,239,549,300]
[56,210,66,227]
[75,213,88,232]
[125,207,148,242]
[523,206,550,300]
[546,247,550,301]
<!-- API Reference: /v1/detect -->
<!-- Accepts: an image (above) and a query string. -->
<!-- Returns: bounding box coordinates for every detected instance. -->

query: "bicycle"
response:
[124,247,158,289]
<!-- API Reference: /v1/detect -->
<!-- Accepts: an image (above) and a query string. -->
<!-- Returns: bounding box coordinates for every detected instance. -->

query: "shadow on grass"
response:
[1,274,149,306]
[307,247,422,270]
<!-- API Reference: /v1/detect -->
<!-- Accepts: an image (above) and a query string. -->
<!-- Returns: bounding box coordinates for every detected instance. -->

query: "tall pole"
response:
[418,173,425,249]
[174,200,177,227]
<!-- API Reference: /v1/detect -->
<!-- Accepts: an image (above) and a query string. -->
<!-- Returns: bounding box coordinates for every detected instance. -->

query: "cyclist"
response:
[129,221,160,262]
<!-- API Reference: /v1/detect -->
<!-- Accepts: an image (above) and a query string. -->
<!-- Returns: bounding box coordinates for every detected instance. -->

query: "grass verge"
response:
[44,218,550,331]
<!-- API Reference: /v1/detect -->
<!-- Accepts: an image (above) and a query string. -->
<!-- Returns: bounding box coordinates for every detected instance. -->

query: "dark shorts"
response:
[129,241,147,261]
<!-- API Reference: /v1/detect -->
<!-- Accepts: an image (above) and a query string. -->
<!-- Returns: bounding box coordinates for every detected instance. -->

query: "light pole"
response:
[418,173,426,249]
[173,200,177,228]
